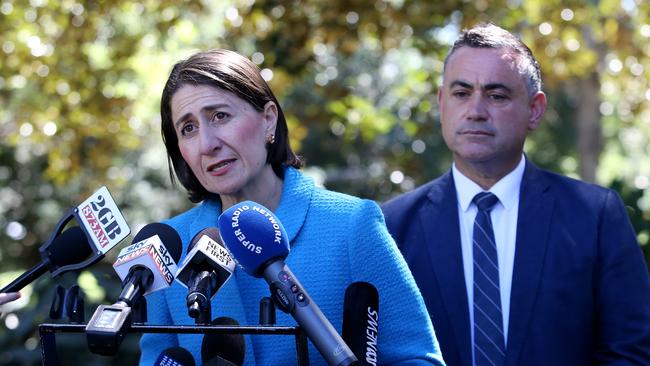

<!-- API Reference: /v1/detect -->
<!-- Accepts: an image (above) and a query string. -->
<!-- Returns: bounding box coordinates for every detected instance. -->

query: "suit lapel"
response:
[506,162,553,366]
[423,172,473,366]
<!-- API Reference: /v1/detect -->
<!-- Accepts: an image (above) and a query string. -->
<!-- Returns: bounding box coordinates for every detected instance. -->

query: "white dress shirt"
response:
[452,155,525,352]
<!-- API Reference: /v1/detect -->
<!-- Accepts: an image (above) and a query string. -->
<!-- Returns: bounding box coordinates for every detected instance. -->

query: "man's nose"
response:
[465,94,489,122]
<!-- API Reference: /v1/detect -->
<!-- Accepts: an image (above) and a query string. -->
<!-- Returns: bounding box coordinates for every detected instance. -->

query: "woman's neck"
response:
[219,167,284,212]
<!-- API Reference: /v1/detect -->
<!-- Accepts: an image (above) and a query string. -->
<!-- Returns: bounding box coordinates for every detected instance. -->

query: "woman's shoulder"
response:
[285,166,379,214]
[161,201,209,234]
[311,186,381,218]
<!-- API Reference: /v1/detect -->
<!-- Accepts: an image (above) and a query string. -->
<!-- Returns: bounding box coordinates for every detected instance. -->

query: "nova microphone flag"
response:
[218,201,358,366]
[342,282,379,366]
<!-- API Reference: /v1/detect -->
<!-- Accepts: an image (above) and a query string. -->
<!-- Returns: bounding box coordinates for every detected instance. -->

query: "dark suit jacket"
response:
[382,160,650,366]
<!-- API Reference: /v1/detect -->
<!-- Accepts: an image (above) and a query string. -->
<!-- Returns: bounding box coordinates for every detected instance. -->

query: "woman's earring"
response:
[267,133,275,144]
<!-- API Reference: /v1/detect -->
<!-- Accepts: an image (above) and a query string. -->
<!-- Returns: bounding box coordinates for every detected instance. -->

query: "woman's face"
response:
[171,84,278,202]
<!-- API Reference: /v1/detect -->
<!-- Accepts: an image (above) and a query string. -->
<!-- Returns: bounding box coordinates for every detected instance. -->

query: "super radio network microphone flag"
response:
[1,186,130,293]
[218,201,358,366]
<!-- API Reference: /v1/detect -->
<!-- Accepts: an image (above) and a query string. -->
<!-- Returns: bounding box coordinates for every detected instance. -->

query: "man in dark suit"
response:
[382,23,650,366]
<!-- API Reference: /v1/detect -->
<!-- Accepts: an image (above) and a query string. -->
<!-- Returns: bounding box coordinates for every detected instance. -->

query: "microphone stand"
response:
[1,262,48,293]
[186,271,217,325]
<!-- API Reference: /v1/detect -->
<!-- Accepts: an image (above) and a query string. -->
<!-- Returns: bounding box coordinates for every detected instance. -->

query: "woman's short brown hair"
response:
[160,49,302,203]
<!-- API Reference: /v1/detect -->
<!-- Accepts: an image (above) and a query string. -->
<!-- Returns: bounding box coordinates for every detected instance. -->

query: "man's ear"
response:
[528,91,547,131]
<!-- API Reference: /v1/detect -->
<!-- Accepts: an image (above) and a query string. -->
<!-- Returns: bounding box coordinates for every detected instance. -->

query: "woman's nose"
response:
[199,125,221,155]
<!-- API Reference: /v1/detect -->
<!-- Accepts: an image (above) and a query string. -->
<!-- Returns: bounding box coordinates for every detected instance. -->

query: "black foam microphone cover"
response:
[133,222,183,262]
[201,317,245,366]
[154,346,195,366]
[342,281,380,366]
[48,226,93,266]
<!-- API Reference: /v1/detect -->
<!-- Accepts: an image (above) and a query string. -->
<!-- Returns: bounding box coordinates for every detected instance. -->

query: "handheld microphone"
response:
[342,282,379,366]
[1,186,130,293]
[112,222,182,304]
[85,222,182,356]
[201,317,245,366]
[218,201,358,366]
[155,346,196,366]
[175,228,236,323]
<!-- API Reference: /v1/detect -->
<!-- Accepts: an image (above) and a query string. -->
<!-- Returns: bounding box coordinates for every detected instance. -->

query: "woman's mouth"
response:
[207,159,236,174]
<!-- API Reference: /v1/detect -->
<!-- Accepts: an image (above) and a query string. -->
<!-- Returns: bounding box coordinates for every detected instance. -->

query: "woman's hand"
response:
[0,292,21,305]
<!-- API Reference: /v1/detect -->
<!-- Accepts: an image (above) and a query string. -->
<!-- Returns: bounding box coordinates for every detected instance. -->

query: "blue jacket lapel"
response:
[424,172,473,366]
[506,161,554,366]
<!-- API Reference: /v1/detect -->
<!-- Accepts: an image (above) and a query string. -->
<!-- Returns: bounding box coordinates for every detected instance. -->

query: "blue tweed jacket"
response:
[139,167,445,365]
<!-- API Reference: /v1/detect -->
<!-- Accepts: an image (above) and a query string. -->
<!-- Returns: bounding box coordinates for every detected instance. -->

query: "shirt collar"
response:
[452,155,526,212]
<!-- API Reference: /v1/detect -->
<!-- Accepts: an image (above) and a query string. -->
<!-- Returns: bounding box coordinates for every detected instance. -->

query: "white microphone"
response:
[86,223,182,356]
[175,228,236,323]
[112,224,181,298]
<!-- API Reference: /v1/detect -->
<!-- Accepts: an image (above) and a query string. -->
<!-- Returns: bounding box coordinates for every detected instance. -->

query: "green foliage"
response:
[1,0,649,364]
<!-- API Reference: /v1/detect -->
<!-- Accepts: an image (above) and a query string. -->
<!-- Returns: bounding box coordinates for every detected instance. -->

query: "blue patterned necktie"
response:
[472,192,505,365]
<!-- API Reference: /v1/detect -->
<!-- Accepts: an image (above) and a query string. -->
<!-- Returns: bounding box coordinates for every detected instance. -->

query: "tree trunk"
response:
[575,72,601,183]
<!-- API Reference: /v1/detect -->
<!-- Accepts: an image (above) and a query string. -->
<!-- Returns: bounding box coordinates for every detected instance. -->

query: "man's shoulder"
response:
[530,166,613,200]
[382,173,450,215]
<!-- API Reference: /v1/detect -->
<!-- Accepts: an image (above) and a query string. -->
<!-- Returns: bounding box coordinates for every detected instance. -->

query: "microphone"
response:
[1,186,130,293]
[175,228,236,323]
[342,282,379,366]
[2,227,90,293]
[155,346,196,366]
[201,317,245,366]
[85,222,182,356]
[112,222,182,305]
[100,222,181,321]
[218,201,358,366]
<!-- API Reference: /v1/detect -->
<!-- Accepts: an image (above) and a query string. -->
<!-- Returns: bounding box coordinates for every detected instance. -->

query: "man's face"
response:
[438,47,546,175]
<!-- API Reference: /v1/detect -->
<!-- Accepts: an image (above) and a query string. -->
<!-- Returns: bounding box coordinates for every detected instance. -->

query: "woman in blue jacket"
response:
[139,48,445,366]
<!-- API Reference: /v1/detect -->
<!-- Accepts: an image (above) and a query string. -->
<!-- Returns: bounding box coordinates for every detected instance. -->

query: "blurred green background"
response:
[1,0,649,365]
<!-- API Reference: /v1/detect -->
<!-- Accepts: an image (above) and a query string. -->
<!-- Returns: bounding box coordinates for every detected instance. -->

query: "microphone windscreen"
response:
[218,201,289,277]
[342,281,379,366]
[188,227,221,253]
[133,222,182,262]
[154,346,195,366]
[49,226,93,266]
[201,317,245,366]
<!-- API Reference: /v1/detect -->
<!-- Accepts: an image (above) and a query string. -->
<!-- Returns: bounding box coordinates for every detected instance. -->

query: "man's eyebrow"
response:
[449,80,513,94]
[449,80,473,89]
[483,82,513,94]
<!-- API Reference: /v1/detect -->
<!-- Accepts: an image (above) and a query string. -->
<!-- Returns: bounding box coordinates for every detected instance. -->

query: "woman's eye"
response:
[180,124,196,136]
[212,111,228,121]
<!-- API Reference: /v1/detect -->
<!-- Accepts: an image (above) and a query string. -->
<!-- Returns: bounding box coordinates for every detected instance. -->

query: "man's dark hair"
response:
[443,23,543,97]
